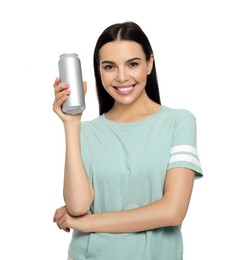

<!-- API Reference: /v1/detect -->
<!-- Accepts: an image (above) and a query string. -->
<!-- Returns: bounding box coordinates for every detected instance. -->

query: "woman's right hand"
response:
[52,77,87,123]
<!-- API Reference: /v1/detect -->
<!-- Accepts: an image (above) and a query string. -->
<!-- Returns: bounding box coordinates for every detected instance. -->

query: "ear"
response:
[147,54,154,75]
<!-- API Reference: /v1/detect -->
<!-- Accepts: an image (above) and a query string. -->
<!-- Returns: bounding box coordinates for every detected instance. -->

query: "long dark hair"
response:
[93,21,161,115]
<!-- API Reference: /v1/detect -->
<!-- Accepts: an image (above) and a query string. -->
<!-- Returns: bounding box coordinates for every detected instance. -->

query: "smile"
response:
[114,85,135,95]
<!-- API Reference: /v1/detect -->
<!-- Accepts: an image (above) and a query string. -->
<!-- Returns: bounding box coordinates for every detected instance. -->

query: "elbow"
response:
[165,209,186,226]
[67,204,90,217]
[169,215,184,226]
[65,195,93,216]
[64,189,94,217]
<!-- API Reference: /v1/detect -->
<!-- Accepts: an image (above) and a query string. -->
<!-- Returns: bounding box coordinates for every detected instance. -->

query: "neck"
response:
[106,92,161,123]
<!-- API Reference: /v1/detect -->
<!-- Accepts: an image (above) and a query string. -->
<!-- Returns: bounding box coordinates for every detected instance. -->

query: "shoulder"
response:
[161,106,196,123]
[81,115,103,126]
[80,115,104,133]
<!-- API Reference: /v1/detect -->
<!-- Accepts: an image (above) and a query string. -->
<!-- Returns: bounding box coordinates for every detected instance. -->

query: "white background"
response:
[0,0,251,259]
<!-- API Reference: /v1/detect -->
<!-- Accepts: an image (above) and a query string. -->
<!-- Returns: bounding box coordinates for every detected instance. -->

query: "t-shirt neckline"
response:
[101,105,166,127]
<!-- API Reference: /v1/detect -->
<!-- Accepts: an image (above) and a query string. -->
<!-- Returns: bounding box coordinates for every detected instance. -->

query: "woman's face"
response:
[98,40,153,106]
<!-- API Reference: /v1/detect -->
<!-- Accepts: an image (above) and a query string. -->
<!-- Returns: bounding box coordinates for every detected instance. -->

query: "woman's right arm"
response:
[53,77,94,216]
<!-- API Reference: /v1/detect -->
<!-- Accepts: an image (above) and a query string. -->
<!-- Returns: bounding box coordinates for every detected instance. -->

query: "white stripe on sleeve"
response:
[169,154,201,167]
[170,145,198,156]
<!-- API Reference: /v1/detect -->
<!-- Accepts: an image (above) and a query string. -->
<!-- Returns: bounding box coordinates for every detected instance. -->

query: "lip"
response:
[113,84,135,95]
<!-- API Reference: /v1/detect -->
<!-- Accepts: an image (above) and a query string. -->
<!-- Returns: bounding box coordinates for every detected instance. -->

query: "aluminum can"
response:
[58,53,85,115]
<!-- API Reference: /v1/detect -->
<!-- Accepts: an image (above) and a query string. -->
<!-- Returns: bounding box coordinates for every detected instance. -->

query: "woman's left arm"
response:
[54,167,194,233]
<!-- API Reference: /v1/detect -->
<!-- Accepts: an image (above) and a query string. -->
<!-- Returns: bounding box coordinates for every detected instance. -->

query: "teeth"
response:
[116,86,133,92]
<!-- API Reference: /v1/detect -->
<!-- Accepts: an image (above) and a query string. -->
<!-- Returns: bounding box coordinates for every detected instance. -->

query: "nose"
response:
[116,67,129,82]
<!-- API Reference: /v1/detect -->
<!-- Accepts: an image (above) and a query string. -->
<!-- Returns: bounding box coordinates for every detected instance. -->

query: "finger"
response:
[53,77,60,87]
[56,205,68,217]
[54,83,70,95]
[60,219,71,232]
[57,214,71,232]
[53,208,63,222]
[53,95,68,113]
[83,81,87,95]
[55,87,71,102]
[55,214,67,228]
[58,222,70,232]
[53,87,71,112]
[54,205,66,217]
[53,205,67,222]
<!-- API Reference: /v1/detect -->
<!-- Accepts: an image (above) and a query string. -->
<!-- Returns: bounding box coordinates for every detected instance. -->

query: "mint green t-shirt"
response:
[68,106,202,260]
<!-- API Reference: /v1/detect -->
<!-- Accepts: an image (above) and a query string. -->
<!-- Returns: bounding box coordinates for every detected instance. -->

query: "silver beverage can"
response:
[58,53,85,115]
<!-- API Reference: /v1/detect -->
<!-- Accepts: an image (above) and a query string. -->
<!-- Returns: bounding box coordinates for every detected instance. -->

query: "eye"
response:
[103,64,115,70]
[129,62,139,68]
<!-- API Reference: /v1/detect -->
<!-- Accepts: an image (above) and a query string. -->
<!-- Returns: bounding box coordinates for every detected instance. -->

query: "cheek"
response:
[100,72,112,87]
[133,69,148,82]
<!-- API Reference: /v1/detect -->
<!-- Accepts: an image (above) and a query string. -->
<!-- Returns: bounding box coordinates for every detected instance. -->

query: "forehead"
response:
[99,40,145,61]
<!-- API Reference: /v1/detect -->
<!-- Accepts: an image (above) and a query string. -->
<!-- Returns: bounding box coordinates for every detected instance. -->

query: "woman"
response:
[53,21,203,260]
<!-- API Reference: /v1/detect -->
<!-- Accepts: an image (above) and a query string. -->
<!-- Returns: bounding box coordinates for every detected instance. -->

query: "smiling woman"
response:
[93,22,161,116]
[98,40,155,115]
[52,21,203,260]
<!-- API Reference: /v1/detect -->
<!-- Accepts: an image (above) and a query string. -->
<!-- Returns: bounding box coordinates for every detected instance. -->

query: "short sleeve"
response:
[167,110,203,179]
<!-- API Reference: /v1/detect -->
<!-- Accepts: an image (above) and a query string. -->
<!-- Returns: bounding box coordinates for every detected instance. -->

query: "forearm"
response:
[63,121,94,216]
[91,201,169,233]
[75,198,181,233]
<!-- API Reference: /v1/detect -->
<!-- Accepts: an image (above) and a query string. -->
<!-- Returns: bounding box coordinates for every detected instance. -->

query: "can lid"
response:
[60,53,78,58]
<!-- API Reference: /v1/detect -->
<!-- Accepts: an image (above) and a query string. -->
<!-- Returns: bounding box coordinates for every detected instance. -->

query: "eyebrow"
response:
[101,57,141,65]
